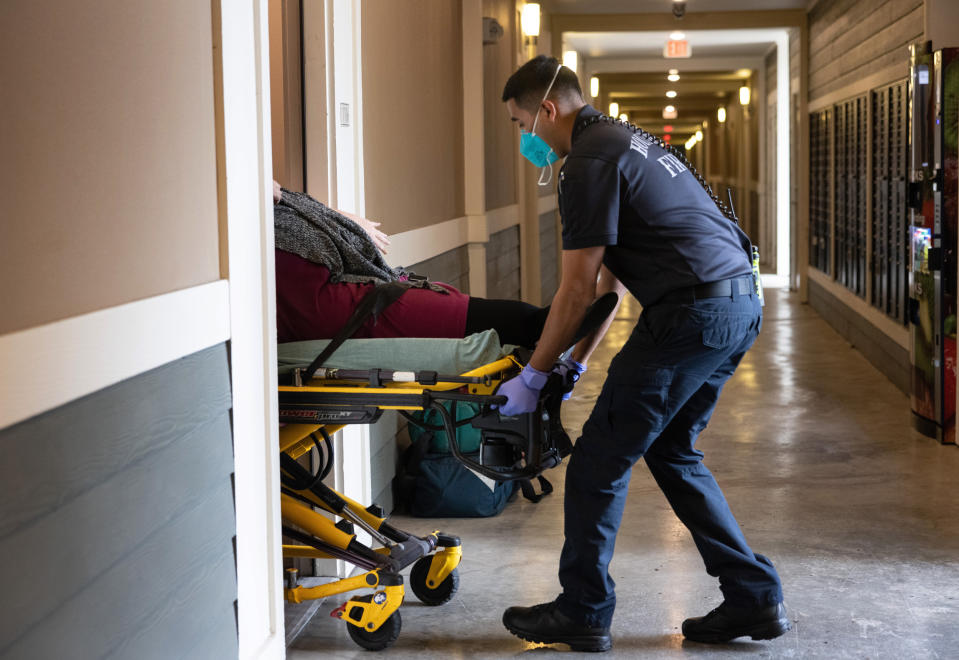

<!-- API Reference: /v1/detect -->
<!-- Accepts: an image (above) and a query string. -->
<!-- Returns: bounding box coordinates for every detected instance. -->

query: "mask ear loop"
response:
[534,64,562,187]
[538,162,553,186]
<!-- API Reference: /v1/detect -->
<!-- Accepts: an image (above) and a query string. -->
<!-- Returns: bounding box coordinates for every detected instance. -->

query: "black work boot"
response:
[503,601,612,652]
[682,601,791,643]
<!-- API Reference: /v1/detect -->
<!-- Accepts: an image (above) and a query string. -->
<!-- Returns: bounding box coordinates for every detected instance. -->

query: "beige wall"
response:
[269,0,305,190]
[0,0,220,335]
[483,0,518,211]
[361,0,465,234]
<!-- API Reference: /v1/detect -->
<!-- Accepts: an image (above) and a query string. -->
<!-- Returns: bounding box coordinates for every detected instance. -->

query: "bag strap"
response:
[403,430,433,476]
[517,475,553,503]
[303,281,411,381]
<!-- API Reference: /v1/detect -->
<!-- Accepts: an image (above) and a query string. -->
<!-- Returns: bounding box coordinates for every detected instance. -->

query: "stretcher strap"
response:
[302,281,413,381]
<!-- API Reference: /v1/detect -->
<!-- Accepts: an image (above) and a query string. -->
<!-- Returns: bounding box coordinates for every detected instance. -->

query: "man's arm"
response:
[569,264,626,365]
[528,246,608,373]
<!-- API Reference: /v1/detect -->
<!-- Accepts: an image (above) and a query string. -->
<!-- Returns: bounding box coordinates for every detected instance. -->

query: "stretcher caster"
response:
[346,609,402,651]
[409,554,459,606]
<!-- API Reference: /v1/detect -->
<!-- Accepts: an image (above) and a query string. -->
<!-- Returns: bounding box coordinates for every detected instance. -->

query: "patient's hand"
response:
[273,180,282,204]
[339,209,391,255]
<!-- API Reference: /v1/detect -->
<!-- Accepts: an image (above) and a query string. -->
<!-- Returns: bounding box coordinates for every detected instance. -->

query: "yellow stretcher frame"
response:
[278,353,522,651]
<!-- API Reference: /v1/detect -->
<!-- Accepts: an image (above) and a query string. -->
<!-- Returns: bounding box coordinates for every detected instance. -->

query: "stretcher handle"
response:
[428,399,543,482]
[431,391,507,406]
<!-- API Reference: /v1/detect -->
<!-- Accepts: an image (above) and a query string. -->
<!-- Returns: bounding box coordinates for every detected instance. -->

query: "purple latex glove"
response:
[494,364,550,416]
[554,356,587,401]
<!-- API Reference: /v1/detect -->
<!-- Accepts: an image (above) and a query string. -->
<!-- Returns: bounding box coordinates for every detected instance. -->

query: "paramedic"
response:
[496,55,789,651]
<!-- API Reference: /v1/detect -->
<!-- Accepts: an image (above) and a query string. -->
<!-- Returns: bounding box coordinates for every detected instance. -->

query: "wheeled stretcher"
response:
[276,333,573,650]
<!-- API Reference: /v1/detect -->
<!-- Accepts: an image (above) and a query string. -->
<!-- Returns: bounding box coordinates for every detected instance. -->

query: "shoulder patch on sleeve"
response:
[629,132,656,159]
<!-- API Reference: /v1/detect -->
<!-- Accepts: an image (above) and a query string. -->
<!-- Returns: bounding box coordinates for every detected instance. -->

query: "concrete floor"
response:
[289,288,959,659]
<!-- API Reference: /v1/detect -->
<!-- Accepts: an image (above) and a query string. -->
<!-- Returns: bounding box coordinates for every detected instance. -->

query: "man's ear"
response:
[541,99,558,123]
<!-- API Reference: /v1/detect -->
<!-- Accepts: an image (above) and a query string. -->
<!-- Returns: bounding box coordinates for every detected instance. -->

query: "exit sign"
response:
[664,39,691,58]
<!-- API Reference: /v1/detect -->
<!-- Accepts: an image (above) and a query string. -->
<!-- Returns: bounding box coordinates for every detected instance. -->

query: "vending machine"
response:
[908,43,959,443]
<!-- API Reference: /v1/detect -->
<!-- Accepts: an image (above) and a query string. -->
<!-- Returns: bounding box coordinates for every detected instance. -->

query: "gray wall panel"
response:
[486,226,521,300]
[7,483,235,660]
[539,211,559,303]
[808,278,909,393]
[0,344,236,659]
[0,346,232,539]
[408,246,470,295]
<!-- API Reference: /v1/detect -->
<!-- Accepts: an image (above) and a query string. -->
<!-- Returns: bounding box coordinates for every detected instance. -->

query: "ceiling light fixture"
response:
[668,73,680,82]
[717,107,727,123]
[666,90,677,98]
[619,113,629,121]
[695,129,703,141]
[739,85,751,106]
[669,31,686,41]
[609,101,619,117]
[562,50,578,73]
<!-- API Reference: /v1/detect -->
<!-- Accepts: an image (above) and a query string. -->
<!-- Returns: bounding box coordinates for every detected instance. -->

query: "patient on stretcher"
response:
[273,182,614,348]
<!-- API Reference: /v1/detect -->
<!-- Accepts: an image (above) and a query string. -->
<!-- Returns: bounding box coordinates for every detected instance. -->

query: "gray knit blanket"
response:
[274,189,401,285]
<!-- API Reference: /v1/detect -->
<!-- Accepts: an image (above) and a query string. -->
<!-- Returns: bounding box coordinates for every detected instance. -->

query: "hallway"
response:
[290,289,959,659]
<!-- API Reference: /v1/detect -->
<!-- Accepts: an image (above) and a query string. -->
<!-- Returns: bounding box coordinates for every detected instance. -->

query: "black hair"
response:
[501,55,584,112]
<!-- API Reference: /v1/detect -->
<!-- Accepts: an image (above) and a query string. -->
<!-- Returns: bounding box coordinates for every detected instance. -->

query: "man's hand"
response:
[338,209,391,254]
[273,180,283,204]
[493,364,550,416]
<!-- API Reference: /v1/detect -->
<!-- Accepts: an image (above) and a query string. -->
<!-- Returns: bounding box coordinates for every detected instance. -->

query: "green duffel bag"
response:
[406,400,483,454]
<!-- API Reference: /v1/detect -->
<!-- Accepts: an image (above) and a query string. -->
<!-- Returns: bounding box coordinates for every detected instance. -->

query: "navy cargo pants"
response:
[556,288,783,627]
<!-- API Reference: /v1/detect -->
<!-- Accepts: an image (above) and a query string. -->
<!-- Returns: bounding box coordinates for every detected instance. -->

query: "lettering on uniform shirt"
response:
[629,132,655,159]
[657,153,687,178]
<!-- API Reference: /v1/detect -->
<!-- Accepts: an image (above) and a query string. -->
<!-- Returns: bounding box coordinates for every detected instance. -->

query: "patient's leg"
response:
[464,292,617,348]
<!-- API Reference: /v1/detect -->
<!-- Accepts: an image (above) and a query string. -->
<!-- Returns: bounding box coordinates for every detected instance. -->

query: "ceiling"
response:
[545,0,808,13]
[564,29,783,59]
[561,28,786,139]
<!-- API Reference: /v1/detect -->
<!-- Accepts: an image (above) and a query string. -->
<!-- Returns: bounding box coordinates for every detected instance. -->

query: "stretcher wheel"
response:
[409,555,459,606]
[347,610,401,651]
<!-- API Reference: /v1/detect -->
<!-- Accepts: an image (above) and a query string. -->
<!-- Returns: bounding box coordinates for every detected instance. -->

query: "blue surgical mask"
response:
[520,64,562,185]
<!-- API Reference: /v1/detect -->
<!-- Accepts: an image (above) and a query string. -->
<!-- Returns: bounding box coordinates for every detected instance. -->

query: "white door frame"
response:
[213,1,286,658]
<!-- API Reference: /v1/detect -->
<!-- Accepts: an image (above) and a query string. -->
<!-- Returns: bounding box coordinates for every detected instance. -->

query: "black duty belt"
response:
[657,276,755,305]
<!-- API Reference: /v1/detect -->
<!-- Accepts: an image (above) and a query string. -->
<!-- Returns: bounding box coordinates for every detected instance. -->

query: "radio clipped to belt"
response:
[751,245,765,307]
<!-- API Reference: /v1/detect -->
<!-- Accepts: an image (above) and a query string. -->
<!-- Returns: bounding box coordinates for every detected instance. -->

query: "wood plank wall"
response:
[808,0,923,102]
[805,0,923,393]
[0,345,237,658]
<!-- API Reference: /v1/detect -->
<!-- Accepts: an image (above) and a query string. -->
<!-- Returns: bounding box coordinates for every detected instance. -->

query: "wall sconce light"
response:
[609,101,619,117]
[619,113,629,121]
[717,106,727,123]
[562,50,578,73]
[739,85,751,106]
[590,76,599,98]
[521,3,540,46]
[695,129,703,141]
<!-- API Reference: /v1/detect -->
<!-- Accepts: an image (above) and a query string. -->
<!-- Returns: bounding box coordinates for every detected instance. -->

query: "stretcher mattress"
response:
[277,329,510,377]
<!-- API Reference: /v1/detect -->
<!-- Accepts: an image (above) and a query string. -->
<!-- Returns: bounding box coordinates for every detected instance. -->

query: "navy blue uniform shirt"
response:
[558,105,753,307]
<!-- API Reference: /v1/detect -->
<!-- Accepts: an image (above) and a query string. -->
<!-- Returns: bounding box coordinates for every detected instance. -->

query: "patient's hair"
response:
[501,55,583,112]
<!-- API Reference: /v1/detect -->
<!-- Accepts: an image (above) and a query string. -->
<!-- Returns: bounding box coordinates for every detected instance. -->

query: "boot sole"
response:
[503,622,612,652]
[683,617,792,644]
